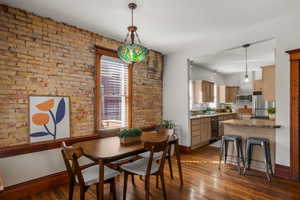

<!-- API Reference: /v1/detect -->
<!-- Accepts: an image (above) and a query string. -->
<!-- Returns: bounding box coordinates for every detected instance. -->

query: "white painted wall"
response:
[274,24,300,166]
[163,53,190,146]
[0,149,92,187]
[190,65,225,86]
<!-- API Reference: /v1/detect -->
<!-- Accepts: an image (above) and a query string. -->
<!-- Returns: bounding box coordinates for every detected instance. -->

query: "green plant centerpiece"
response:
[267,107,276,120]
[161,120,175,136]
[118,128,142,145]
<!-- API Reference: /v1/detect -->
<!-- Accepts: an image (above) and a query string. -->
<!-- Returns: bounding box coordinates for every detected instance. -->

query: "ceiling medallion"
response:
[118,2,149,63]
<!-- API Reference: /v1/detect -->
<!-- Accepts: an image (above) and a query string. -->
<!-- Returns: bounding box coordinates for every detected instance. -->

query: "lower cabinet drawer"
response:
[192,130,200,136]
[192,136,201,146]
[191,119,201,125]
[191,124,201,132]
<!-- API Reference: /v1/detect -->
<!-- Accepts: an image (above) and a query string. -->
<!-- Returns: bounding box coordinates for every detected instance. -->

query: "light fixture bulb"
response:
[244,74,249,82]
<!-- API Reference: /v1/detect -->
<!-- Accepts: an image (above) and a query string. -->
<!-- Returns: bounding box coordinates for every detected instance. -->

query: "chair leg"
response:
[131,174,135,185]
[80,186,85,200]
[168,147,174,179]
[123,172,129,200]
[96,183,99,199]
[234,139,241,174]
[160,174,167,200]
[145,175,150,200]
[156,175,159,188]
[218,138,224,169]
[68,179,75,200]
[110,179,117,200]
[167,156,174,179]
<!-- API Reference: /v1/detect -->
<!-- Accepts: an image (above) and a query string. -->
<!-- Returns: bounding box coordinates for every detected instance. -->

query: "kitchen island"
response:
[220,119,281,172]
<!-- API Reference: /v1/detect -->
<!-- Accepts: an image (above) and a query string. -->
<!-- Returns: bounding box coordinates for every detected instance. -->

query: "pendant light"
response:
[118,2,148,63]
[243,44,250,82]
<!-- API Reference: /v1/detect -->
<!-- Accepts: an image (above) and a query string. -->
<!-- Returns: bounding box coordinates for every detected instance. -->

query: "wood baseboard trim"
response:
[275,164,291,180]
[0,162,97,200]
[179,145,192,154]
[0,171,68,200]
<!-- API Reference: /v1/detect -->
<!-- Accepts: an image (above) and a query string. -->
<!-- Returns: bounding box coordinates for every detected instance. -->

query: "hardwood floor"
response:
[18,146,300,200]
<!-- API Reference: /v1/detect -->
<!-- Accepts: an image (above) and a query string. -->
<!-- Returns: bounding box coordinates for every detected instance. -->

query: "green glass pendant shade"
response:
[118,44,148,63]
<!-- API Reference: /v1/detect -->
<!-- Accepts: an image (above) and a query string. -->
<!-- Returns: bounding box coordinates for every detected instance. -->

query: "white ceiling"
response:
[1,0,300,54]
[193,39,276,73]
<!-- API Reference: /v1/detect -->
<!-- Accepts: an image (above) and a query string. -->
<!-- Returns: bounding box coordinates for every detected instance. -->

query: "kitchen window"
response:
[95,47,133,130]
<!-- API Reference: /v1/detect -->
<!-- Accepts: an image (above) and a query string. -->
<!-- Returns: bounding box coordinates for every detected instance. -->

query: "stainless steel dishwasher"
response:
[211,116,219,140]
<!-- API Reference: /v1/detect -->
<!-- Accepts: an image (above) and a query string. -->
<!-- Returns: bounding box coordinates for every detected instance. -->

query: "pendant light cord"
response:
[245,46,248,76]
[131,8,133,26]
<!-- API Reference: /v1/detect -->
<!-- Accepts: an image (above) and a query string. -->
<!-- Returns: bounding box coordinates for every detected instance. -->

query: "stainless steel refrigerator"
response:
[252,94,268,118]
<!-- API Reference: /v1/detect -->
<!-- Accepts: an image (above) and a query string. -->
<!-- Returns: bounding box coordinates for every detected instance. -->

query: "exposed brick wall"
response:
[0,4,163,147]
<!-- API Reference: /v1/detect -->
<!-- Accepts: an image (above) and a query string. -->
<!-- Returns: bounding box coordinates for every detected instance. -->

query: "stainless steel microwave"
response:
[236,95,252,103]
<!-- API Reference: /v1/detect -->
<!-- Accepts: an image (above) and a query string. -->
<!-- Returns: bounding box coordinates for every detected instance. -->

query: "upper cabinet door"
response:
[192,80,215,103]
[262,65,275,101]
[192,80,202,103]
[202,81,214,103]
[219,86,239,103]
[253,80,263,92]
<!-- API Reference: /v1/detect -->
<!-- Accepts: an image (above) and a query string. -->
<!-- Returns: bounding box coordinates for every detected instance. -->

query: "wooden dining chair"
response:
[61,142,120,200]
[98,128,138,185]
[138,128,174,179]
[121,137,170,200]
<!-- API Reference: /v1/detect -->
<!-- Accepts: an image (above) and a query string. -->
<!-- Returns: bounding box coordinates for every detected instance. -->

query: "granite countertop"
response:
[221,119,281,129]
[190,112,237,119]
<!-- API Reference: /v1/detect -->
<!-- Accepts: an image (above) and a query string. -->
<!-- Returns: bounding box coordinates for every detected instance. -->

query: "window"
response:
[95,47,132,130]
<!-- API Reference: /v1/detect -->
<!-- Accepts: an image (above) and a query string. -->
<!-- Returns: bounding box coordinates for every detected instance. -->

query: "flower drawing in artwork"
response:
[30,98,66,140]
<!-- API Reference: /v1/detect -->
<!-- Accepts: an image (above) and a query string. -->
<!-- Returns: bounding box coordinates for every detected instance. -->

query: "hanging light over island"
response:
[243,44,250,82]
[118,2,148,63]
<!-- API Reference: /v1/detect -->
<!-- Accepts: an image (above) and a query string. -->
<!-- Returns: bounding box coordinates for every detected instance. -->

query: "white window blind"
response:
[100,56,128,129]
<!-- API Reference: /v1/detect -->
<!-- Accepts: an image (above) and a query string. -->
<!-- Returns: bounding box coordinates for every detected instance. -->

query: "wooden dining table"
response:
[74,132,183,200]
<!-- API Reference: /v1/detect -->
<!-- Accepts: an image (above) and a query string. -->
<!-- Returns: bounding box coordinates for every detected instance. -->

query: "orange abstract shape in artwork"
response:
[36,99,54,111]
[32,113,49,126]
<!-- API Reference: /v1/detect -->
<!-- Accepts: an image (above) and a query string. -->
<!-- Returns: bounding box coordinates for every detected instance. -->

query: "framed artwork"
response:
[29,96,70,143]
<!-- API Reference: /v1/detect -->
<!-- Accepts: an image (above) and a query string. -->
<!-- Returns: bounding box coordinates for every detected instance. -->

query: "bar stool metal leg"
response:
[262,141,271,182]
[239,139,245,168]
[218,138,225,170]
[233,139,241,174]
[266,142,273,175]
[224,140,229,164]
[244,140,250,175]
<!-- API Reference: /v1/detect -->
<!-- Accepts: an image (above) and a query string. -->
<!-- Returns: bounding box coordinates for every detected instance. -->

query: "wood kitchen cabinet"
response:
[219,86,239,103]
[192,80,214,103]
[191,117,211,149]
[253,79,263,92]
[262,65,275,101]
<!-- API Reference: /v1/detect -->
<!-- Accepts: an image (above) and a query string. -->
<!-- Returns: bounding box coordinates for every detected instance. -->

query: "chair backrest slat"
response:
[61,142,85,186]
[143,136,169,176]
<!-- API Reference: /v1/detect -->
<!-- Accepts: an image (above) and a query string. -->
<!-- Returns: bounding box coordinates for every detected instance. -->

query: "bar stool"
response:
[243,137,273,181]
[218,135,245,174]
